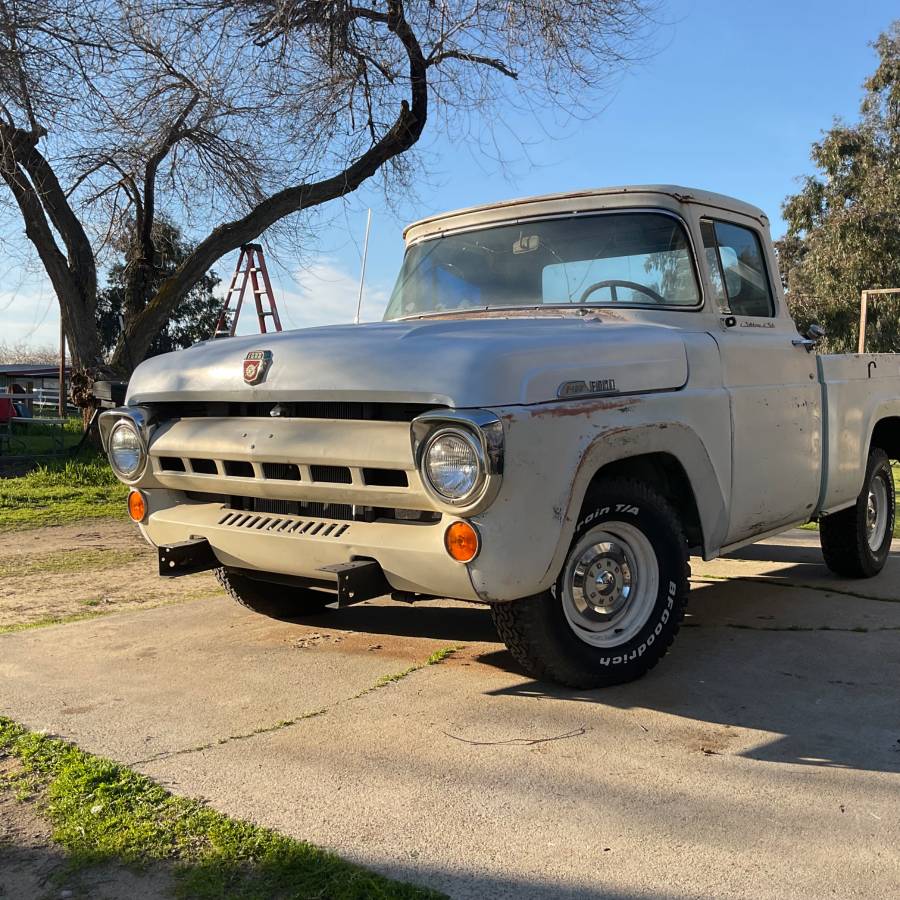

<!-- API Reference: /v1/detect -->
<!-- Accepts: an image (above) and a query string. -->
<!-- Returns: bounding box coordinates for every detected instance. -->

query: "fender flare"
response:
[542,422,729,583]
[867,401,900,456]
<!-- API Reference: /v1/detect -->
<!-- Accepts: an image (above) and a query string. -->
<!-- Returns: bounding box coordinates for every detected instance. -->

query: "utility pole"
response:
[58,316,65,418]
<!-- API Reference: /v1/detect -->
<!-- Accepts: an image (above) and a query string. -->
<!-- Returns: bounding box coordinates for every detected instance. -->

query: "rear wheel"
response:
[490,479,689,688]
[819,447,894,578]
[215,567,334,618]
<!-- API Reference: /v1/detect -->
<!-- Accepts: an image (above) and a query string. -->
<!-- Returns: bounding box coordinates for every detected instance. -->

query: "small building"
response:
[0,363,71,411]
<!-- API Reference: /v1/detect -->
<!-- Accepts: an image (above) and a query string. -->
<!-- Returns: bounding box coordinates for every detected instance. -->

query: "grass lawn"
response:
[0,717,440,899]
[0,455,128,531]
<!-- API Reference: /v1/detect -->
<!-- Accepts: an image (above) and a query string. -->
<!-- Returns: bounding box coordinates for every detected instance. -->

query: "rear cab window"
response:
[700,219,775,318]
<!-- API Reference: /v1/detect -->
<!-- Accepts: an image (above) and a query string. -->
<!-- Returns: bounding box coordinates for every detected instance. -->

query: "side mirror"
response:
[793,323,826,352]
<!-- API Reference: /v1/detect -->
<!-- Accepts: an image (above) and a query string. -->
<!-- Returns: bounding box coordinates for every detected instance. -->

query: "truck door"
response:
[702,218,822,544]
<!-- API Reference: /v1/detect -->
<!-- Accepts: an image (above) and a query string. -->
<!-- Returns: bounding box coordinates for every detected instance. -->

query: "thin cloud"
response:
[247,259,391,335]
[0,288,60,347]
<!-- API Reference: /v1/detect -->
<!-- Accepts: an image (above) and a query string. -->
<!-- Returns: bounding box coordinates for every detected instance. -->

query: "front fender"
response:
[466,400,729,602]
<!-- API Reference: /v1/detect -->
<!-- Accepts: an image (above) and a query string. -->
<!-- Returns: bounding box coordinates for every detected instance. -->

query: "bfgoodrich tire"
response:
[820,447,895,578]
[215,567,334,618]
[490,479,690,688]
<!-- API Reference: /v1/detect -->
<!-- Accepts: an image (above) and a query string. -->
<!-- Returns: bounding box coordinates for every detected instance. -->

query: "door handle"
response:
[792,338,817,352]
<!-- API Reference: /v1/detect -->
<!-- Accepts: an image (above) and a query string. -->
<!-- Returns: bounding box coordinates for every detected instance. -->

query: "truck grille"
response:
[157,455,405,488]
[148,415,431,514]
[217,510,351,538]
[262,462,300,480]
[246,498,354,521]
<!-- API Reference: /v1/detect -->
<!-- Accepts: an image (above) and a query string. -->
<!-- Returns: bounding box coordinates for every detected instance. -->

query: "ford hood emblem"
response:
[243,350,273,385]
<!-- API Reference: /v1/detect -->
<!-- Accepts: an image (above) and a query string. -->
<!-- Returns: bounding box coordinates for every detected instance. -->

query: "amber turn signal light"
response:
[128,490,147,522]
[445,521,480,562]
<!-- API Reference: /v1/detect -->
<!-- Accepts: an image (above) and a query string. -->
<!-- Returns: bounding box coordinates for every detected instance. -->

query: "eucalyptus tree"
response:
[779,23,900,352]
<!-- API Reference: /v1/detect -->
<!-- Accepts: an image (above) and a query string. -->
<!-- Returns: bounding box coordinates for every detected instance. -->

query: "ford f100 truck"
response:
[100,185,900,688]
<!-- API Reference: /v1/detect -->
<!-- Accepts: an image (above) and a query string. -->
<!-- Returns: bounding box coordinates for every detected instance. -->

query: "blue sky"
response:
[3,0,897,347]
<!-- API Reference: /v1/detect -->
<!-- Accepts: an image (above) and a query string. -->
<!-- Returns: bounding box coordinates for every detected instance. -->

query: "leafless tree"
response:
[0,339,58,364]
[0,0,658,405]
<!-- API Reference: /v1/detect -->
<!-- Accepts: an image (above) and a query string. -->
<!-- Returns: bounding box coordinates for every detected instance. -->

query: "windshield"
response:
[384,212,700,320]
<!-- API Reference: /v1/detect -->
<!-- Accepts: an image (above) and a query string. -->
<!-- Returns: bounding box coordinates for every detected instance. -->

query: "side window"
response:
[701,220,775,318]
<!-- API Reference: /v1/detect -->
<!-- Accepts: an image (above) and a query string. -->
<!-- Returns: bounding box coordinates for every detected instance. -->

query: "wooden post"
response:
[25,382,33,416]
[858,288,900,353]
[858,290,868,354]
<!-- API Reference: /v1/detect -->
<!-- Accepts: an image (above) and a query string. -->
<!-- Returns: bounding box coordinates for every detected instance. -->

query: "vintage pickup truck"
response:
[100,185,900,688]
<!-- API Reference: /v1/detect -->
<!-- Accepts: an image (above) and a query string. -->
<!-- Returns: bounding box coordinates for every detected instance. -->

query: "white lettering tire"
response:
[490,479,690,688]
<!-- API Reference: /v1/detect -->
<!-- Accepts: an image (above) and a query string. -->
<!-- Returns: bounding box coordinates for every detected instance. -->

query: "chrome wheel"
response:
[866,472,890,552]
[560,521,659,648]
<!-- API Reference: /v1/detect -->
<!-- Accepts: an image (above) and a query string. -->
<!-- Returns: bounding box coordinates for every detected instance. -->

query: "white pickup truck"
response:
[101,185,900,688]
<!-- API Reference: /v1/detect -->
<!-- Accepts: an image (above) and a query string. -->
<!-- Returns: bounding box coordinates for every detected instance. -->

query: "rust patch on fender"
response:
[528,397,640,419]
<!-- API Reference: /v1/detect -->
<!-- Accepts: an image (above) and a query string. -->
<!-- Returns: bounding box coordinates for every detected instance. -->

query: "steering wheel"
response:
[578,280,665,304]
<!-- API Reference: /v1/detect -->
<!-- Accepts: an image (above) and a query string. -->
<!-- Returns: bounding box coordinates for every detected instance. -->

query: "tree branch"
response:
[0,142,93,365]
[17,141,97,297]
[429,49,518,80]
[142,91,200,249]
[113,0,429,367]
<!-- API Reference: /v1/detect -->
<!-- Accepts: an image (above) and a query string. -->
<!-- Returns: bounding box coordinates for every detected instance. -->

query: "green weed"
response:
[0,454,128,530]
[0,718,443,899]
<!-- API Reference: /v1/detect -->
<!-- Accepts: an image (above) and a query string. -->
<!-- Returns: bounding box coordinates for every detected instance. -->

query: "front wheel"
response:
[490,479,690,688]
[819,447,894,578]
[215,567,334,618]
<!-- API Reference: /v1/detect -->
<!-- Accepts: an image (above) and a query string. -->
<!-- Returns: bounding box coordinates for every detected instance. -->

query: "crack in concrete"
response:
[128,645,462,768]
[691,574,900,603]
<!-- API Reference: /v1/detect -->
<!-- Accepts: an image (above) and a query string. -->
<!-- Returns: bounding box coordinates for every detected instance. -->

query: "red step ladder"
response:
[213,244,283,338]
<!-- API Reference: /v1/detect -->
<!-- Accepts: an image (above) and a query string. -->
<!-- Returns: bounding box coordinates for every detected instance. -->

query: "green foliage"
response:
[98,219,222,361]
[0,717,441,899]
[0,455,128,530]
[0,611,110,635]
[779,23,900,352]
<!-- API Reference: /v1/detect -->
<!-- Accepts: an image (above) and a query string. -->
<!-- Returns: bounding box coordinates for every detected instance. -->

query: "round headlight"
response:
[109,420,145,480]
[423,429,484,502]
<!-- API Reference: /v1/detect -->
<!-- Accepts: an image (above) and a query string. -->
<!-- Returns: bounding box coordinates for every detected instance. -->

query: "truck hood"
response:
[126,317,688,408]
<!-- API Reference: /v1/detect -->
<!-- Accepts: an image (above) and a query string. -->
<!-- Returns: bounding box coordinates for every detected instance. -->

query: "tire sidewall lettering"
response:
[564,498,683,670]
[577,504,640,532]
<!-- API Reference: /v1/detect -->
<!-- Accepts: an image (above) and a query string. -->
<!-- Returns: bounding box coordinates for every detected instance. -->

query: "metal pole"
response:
[58,314,66,417]
[354,209,372,325]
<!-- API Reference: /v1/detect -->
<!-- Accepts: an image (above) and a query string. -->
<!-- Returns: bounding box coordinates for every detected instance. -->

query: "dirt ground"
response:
[0,520,212,899]
[0,520,222,630]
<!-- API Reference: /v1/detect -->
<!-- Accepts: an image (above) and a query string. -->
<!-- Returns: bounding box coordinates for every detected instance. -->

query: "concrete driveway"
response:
[2,529,899,899]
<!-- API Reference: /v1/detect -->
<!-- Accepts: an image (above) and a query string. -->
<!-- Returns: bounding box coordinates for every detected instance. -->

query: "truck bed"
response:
[818,353,900,514]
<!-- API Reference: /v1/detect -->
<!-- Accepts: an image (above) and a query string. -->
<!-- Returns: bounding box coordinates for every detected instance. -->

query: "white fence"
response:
[1,387,78,416]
